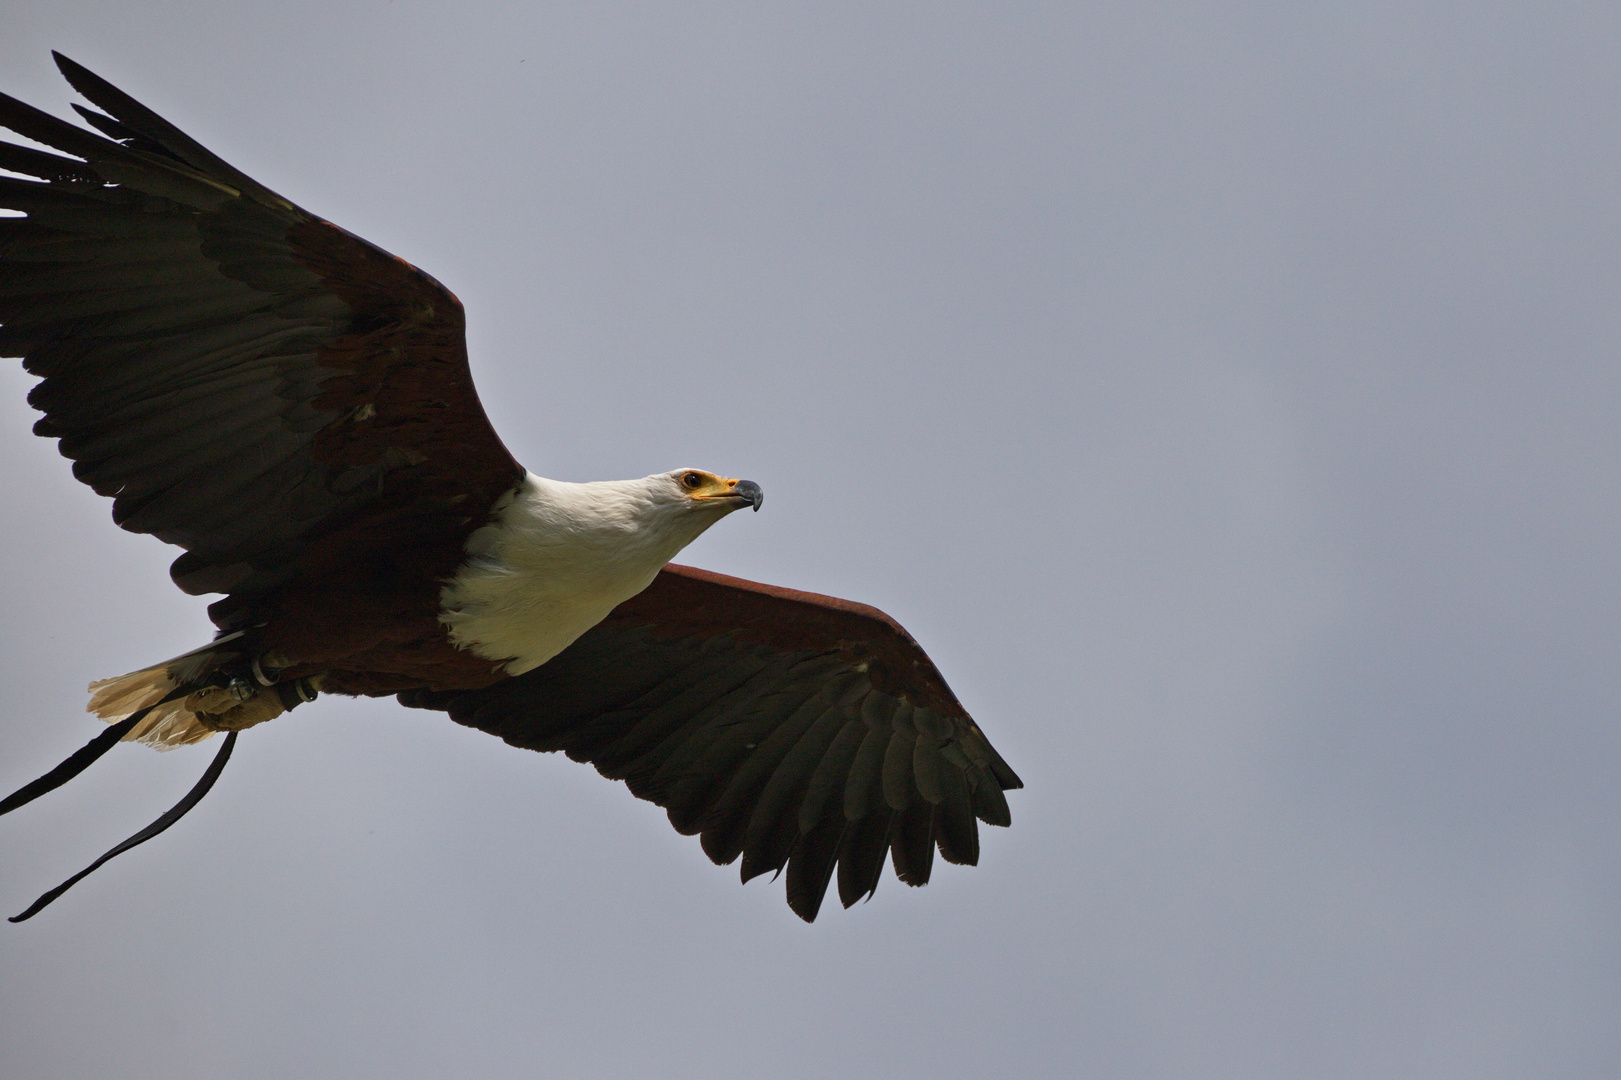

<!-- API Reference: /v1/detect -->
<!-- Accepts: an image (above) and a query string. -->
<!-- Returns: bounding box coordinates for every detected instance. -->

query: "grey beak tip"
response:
[734,479,763,512]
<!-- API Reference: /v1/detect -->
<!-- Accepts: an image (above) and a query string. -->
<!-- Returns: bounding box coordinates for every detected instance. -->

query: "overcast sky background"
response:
[0,3,1617,1077]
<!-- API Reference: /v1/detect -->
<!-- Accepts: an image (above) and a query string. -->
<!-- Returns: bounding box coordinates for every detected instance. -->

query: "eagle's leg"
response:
[4,662,320,920]
[189,670,322,734]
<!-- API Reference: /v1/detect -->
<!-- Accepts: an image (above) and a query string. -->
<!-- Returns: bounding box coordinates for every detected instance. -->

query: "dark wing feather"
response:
[399,564,1022,922]
[0,55,523,607]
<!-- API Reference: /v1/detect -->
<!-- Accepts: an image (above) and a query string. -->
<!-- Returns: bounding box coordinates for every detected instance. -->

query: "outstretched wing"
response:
[0,54,523,601]
[400,564,1023,922]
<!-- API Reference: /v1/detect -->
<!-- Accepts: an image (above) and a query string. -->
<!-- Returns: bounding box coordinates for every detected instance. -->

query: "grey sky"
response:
[1,3,1617,1077]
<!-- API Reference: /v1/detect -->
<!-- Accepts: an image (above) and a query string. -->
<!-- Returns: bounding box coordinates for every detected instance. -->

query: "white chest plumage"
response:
[439,472,730,674]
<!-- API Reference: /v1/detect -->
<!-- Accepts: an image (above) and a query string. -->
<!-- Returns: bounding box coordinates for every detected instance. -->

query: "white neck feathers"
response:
[439,472,729,674]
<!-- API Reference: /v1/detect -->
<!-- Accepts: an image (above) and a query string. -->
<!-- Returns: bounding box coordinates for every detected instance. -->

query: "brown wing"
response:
[0,54,523,609]
[399,564,1022,922]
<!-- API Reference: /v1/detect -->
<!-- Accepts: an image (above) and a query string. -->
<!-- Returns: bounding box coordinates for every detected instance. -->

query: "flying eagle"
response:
[0,55,1021,923]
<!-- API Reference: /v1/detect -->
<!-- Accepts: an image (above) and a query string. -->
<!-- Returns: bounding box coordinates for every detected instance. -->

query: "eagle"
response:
[0,54,1021,923]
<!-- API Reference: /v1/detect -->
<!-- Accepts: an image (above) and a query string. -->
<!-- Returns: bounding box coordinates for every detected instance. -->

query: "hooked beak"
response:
[697,477,763,512]
[732,479,763,512]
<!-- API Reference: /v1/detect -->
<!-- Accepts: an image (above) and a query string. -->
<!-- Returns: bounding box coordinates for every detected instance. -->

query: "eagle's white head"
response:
[439,468,764,674]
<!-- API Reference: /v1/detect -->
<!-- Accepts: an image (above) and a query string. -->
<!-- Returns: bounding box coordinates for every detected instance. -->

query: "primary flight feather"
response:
[0,53,1020,923]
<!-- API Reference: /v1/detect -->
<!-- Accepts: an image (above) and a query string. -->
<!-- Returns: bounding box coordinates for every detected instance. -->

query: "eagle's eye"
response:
[682,472,704,490]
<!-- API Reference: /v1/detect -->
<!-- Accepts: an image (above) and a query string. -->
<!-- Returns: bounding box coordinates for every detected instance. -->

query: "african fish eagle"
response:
[0,54,1021,923]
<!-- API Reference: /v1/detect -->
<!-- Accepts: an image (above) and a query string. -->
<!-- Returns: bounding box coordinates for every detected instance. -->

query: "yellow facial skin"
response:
[679,470,763,511]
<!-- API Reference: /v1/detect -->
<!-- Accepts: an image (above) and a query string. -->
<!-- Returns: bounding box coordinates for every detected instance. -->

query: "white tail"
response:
[85,633,245,749]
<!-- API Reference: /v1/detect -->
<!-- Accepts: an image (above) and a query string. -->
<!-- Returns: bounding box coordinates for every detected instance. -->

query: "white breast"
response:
[438,472,720,674]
